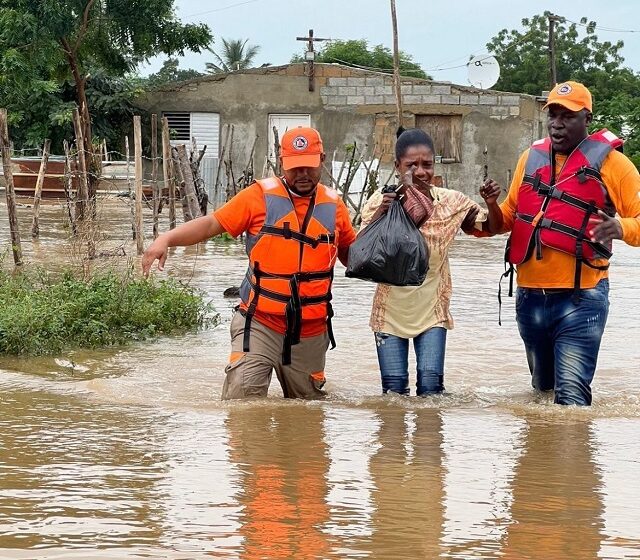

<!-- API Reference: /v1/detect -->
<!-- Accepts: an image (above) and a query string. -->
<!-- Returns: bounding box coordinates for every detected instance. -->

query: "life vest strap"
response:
[523,174,551,192]
[523,166,603,194]
[516,214,612,260]
[497,263,515,326]
[260,224,335,248]
[243,264,334,365]
[245,266,332,282]
[243,276,332,306]
[326,269,336,350]
[543,185,601,215]
[576,166,603,184]
[243,262,262,353]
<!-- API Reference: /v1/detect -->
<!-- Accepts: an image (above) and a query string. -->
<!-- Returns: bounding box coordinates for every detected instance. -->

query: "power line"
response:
[564,18,640,33]
[427,29,539,72]
[426,15,640,74]
[185,0,261,19]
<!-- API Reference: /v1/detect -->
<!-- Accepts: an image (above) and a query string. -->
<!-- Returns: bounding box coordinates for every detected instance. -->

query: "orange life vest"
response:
[239,177,339,364]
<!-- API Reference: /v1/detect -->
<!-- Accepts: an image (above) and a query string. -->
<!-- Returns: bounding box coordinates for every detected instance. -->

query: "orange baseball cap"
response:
[280,127,324,170]
[543,81,592,112]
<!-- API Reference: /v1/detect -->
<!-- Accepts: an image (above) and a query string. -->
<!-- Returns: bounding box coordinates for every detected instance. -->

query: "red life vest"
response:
[239,177,339,364]
[506,129,622,293]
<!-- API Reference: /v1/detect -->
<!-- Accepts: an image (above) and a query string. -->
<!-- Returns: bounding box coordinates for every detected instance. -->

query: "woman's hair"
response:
[395,126,435,160]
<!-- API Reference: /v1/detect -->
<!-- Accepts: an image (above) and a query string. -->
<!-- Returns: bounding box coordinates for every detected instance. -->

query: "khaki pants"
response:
[222,310,329,400]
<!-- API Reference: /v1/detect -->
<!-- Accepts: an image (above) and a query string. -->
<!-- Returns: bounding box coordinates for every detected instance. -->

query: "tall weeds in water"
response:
[0,265,216,355]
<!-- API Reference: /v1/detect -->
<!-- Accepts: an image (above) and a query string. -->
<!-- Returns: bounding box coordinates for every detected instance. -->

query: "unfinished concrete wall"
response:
[319,71,545,200]
[137,65,374,183]
[137,63,545,204]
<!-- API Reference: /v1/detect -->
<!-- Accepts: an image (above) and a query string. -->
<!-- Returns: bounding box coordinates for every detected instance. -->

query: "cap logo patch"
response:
[292,136,308,151]
[557,84,572,95]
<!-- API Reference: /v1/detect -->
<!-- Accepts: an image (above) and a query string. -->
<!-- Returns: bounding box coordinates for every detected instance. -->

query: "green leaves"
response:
[487,12,640,168]
[291,39,429,79]
[145,58,203,88]
[206,38,260,74]
[0,0,212,150]
[0,267,217,356]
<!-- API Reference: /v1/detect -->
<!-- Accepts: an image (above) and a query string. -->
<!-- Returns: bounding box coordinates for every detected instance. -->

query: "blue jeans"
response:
[515,279,610,406]
[375,327,447,396]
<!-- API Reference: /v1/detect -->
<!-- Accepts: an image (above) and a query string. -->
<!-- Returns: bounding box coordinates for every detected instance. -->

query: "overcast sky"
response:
[141,0,640,91]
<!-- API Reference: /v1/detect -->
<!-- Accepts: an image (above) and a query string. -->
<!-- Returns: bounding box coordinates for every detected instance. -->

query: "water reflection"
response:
[592,419,640,559]
[224,405,331,559]
[368,408,445,558]
[504,418,603,559]
[440,411,525,558]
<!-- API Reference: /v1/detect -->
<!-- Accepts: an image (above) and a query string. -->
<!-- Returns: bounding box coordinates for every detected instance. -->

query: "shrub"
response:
[0,267,216,355]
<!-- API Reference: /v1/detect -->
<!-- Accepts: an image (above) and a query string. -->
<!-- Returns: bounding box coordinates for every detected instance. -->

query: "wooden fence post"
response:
[161,117,176,230]
[133,116,144,255]
[151,113,159,239]
[214,124,231,199]
[62,140,77,235]
[0,108,23,265]
[72,108,89,221]
[175,144,201,220]
[172,146,191,222]
[31,138,51,238]
[125,135,135,240]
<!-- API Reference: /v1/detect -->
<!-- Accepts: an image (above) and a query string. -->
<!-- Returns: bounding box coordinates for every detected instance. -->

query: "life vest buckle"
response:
[549,186,563,200]
[282,222,292,239]
[577,167,588,184]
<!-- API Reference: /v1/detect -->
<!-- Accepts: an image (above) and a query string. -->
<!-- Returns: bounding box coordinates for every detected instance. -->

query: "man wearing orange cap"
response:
[492,80,640,405]
[142,127,356,399]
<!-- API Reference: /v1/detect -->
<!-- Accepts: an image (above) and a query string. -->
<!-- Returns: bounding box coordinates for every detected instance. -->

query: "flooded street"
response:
[1,198,640,559]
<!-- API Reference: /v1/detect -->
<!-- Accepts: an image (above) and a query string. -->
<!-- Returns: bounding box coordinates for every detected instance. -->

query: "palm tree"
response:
[206,38,260,73]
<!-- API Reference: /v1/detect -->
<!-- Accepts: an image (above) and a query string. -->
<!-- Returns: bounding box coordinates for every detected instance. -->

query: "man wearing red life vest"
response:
[142,127,356,399]
[492,81,640,405]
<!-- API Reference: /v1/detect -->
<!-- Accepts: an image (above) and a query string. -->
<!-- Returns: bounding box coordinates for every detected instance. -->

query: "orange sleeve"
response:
[601,150,640,246]
[335,199,357,250]
[213,183,266,237]
[499,149,528,233]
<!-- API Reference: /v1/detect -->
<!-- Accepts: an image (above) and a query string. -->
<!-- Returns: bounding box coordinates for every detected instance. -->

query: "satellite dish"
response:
[467,55,500,89]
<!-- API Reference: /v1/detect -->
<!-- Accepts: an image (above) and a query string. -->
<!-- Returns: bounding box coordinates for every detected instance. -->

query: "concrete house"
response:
[137,63,546,206]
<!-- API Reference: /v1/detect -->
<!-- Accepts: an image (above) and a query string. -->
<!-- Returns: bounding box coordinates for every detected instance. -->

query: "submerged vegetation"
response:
[0,267,216,356]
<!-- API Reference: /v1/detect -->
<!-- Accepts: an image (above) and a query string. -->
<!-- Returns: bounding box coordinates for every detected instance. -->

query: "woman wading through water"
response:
[359,128,503,396]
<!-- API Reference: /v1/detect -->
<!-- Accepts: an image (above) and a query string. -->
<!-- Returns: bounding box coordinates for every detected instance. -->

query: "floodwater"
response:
[1,198,640,559]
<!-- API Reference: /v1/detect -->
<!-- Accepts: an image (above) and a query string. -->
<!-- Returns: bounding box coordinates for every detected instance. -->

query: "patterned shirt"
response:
[360,187,485,337]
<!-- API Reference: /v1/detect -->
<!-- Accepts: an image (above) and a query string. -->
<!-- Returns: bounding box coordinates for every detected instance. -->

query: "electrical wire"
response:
[564,18,640,34]
[184,0,261,19]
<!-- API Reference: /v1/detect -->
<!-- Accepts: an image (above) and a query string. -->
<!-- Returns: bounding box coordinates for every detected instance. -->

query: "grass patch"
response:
[0,267,217,356]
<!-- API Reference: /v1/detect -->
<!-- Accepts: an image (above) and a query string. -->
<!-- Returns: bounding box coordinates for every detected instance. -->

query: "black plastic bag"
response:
[346,200,429,286]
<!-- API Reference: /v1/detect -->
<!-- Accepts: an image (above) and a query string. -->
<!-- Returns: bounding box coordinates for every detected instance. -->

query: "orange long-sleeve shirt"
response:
[500,148,640,288]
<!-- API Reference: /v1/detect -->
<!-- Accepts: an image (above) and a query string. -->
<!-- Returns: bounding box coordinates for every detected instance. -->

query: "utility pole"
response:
[296,29,330,92]
[390,0,403,130]
[548,13,559,88]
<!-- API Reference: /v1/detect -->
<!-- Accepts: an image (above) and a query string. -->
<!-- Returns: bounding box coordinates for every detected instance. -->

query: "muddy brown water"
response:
[1,199,639,559]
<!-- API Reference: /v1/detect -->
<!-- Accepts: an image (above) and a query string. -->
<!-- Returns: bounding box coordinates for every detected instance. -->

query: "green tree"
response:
[0,0,211,157]
[146,58,204,87]
[206,38,260,73]
[487,12,640,167]
[292,39,429,79]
